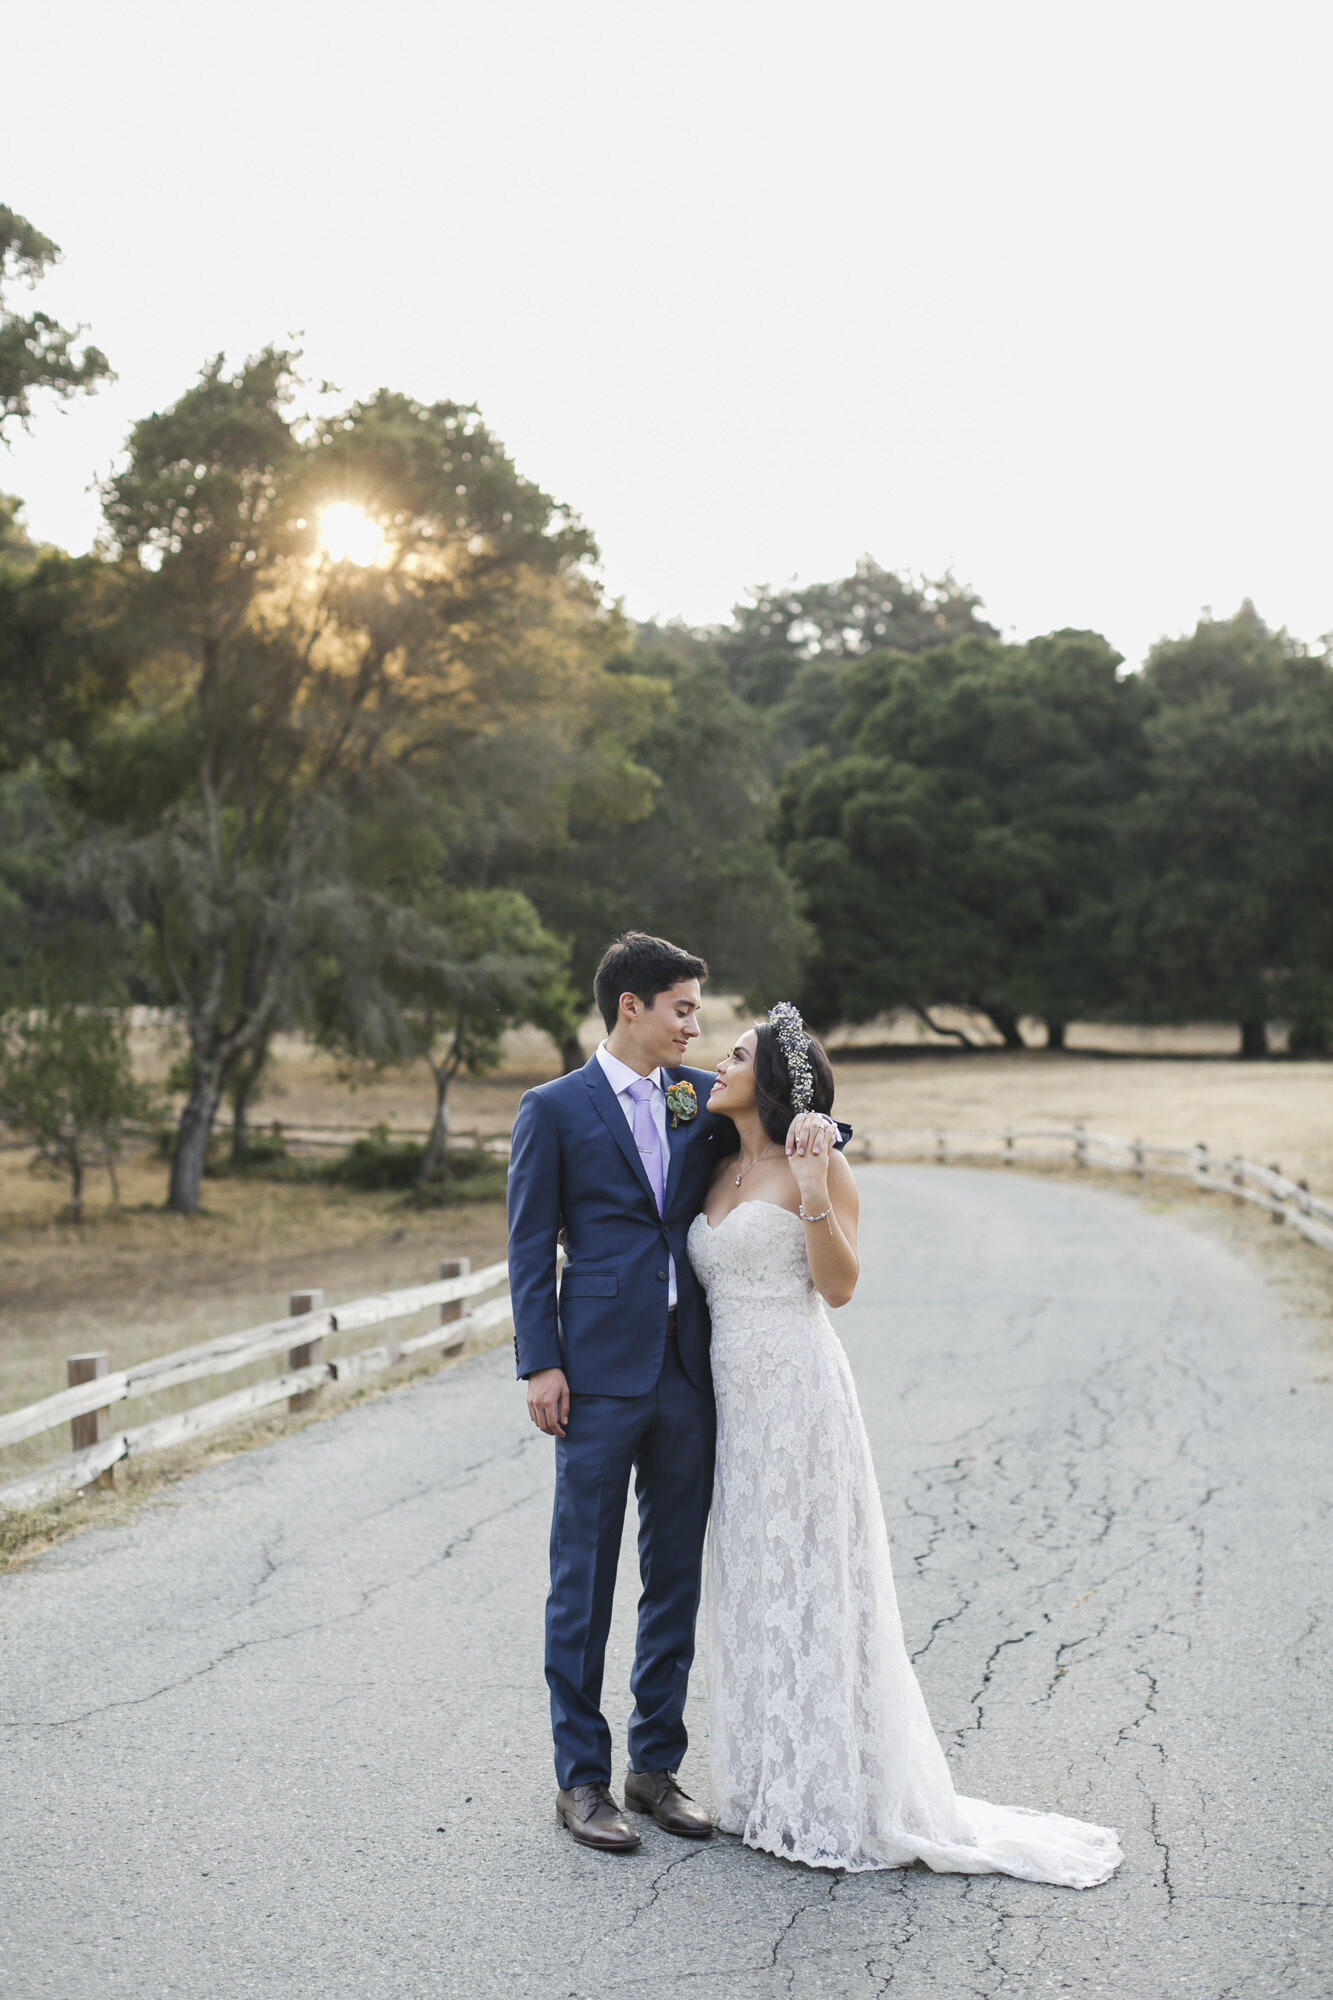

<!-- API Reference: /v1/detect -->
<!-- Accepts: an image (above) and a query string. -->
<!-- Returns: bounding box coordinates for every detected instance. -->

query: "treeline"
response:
[1,205,1331,1222]
[744,595,1333,1061]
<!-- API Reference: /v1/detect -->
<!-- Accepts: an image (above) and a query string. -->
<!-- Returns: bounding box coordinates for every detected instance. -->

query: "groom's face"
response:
[631,979,703,1069]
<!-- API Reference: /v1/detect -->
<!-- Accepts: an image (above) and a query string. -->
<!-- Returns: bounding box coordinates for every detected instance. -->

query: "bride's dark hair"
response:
[752,1021,836,1147]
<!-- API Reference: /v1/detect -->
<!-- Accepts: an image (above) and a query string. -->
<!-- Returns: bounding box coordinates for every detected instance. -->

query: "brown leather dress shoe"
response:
[623,1768,714,1839]
[556,1781,642,1852]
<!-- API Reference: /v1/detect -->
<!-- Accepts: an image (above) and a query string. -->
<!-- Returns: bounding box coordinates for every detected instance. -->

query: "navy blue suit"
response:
[507,1056,738,1787]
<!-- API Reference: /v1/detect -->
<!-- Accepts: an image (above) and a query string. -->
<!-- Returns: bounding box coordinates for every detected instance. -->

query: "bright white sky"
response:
[3,0,1330,666]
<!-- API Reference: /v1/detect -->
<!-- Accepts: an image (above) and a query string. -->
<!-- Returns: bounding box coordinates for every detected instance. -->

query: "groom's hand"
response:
[527,1366,570,1438]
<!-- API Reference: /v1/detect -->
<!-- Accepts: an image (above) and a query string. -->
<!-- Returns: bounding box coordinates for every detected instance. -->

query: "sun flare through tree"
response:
[320,502,385,566]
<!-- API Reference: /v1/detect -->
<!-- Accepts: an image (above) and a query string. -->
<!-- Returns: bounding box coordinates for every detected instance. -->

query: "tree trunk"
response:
[68,1146,84,1225]
[1045,1019,1067,1051]
[559,1030,584,1075]
[419,1010,466,1187]
[418,1064,451,1185]
[169,1062,226,1214]
[911,1004,979,1049]
[1239,1017,1269,1060]
[982,1006,1027,1050]
[231,1077,252,1166]
[228,1040,269,1166]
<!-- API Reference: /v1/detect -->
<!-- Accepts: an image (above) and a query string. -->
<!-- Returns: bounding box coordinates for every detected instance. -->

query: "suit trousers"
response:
[545,1333,715,1789]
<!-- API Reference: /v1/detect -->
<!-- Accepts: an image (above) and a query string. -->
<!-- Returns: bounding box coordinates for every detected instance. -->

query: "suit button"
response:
[656,1269,667,1281]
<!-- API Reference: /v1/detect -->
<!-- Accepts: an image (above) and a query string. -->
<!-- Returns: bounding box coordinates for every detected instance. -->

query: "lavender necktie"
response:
[626,1075,665,1215]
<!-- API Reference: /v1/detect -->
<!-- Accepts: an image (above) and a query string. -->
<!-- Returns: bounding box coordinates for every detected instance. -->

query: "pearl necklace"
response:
[734,1143,776,1187]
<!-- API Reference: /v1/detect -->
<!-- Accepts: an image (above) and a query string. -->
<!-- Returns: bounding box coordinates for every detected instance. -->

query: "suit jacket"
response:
[507,1057,739,1397]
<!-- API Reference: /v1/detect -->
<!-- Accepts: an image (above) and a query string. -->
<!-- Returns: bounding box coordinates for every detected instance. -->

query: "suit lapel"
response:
[583,1056,658,1210]
[662,1068,698,1212]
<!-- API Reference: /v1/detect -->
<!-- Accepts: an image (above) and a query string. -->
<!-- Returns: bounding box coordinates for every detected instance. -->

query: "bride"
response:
[687,1003,1123,1888]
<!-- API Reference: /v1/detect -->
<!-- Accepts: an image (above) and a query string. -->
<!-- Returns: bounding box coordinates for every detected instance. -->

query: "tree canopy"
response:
[73,348,656,1209]
[777,605,1333,1053]
[778,629,1149,1043]
[716,558,996,677]
[0,206,111,436]
[702,560,1000,774]
[1118,605,1333,1055]
[520,636,814,1064]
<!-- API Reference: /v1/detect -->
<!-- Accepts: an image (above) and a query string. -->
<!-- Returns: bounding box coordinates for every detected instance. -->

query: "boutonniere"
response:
[666,1079,698,1128]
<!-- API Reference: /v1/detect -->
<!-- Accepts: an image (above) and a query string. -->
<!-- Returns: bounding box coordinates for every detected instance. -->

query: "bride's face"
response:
[708,1029,758,1115]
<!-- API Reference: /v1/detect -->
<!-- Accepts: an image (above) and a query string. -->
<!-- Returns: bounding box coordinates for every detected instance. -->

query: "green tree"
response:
[0,1001,154,1220]
[776,630,1148,1044]
[0,500,131,774]
[707,560,997,770]
[314,884,565,1181]
[716,559,996,677]
[0,207,111,436]
[1118,604,1333,1056]
[0,770,129,1009]
[521,637,813,1057]
[80,349,642,1210]
[0,490,46,566]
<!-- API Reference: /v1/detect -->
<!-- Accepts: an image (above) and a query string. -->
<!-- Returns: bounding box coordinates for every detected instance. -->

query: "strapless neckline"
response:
[701,1199,803,1233]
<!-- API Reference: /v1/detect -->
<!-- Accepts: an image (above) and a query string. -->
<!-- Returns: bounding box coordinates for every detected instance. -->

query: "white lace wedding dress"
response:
[687,1200,1123,1887]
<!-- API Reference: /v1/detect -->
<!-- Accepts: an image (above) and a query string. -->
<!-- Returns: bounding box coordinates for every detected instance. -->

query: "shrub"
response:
[202,1126,293,1178]
[164,1121,509,1200]
[322,1127,508,1203]
[407,1145,509,1207]
[324,1125,425,1191]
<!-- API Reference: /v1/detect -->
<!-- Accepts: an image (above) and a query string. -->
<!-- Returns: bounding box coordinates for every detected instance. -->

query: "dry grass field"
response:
[832,1048,1333,1187]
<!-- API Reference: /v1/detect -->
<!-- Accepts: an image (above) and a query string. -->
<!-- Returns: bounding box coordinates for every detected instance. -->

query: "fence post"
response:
[1074,1123,1088,1169]
[1270,1165,1285,1225]
[67,1352,114,1488]
[1298,1178,1312,1217]
[1231,1156,1244,1206]
[288,1288,325,1410]
[1193,1142,1209,1189]
[1003,1127,1014,1167]
[1132,1137,1145,1181]
[440,1257,471,1349]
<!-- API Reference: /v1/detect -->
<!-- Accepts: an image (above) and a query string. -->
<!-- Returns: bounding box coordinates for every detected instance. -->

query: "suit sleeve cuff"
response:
[515,1346,565,1381]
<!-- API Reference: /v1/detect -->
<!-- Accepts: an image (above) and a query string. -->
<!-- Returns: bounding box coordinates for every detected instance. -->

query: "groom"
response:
[507,931,739,1851]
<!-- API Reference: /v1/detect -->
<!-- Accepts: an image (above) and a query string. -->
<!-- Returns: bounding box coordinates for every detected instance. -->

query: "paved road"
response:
[2,1168,1330,2000]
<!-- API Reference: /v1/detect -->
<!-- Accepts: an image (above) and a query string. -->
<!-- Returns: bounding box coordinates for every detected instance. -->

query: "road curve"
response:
[1,1167,1329,1999]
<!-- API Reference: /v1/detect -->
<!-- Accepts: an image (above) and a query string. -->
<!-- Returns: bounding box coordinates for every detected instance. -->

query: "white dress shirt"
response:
[596,1040,677,1307]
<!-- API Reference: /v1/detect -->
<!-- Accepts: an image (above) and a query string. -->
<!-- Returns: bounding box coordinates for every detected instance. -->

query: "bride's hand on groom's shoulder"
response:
[784,1112,836,1196]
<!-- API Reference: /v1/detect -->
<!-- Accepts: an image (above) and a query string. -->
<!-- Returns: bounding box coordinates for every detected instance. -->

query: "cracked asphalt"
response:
[2,1167,1330,1999]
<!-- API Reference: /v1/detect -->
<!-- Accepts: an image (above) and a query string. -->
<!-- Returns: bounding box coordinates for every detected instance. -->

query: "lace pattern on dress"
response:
[688,1201,1123,1887]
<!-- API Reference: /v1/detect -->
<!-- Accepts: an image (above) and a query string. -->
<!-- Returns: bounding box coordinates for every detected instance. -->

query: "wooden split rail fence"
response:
[846,1124,1333,1256]
[0,1255,518,1513]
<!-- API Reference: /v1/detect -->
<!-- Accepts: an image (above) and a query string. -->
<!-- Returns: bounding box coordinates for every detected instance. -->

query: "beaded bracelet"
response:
[798,1202,834,1233]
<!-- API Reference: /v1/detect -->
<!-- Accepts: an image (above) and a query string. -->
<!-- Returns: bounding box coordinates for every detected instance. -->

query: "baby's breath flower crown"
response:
[768,1001,815,1114]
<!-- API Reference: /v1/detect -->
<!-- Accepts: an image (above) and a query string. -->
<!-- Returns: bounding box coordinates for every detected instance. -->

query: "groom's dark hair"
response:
[594,932,708,1032]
